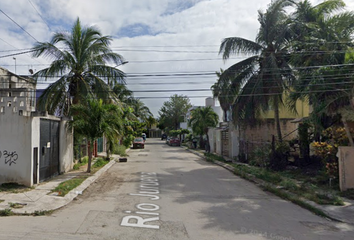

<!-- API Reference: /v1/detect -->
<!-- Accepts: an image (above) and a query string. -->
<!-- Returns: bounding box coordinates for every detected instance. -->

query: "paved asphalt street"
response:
[0,138,353,240]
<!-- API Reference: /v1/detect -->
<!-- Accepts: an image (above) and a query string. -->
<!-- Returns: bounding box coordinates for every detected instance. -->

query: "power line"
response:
[27,0,51,30]
[0,8,38,42]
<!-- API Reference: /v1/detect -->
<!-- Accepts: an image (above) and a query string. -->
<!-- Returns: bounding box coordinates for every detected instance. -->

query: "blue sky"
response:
[0,0,354,116]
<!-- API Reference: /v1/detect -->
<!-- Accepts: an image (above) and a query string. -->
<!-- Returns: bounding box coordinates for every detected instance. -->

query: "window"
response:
[7,101,11,107]
[13,107,17,113]
[0,106,4,113]
[19,110,23,116]
[13,96,17,102]
[20,101,24,107]
[0,97,3,102]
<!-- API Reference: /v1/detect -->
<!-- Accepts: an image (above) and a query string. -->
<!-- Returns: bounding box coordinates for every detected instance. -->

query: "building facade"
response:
[0,67,73,186]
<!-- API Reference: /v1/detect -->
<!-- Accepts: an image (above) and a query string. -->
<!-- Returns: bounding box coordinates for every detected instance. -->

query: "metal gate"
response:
[39,119,60,182]
[221,130,229,157]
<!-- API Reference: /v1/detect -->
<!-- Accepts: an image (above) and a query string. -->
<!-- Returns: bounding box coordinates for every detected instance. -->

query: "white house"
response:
[0,67,73,186]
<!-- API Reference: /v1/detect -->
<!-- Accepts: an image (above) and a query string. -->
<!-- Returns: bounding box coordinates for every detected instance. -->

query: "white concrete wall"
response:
[31,117,40,185]
[0,113,33,186]
[229,123,239,158]
[59,120,73,173]
[215,129,222,155]
[208,128,216,153]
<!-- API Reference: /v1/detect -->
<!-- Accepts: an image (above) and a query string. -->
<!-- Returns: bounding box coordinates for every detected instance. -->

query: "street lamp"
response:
[13,57,16,74]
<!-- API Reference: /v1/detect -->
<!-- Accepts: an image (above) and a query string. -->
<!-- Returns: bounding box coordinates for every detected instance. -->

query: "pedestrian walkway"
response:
[0,157,117,214]
[184,146,354,226]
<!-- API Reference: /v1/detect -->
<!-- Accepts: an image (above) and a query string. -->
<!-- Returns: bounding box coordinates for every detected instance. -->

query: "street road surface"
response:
[0,138,352,239]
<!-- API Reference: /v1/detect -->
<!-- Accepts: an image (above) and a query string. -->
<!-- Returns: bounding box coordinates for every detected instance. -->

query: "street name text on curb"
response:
[121,172,161,229]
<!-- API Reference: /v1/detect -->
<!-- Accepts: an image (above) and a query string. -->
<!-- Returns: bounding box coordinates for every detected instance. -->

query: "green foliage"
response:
[92,158,109,168]
[113,144,128,156]
[158,94,192,130]
[123,135,135,148]
[0,208,14,216]
[269,141,290,171]
[204,153,226,162]
[73,156,89,170]
[32,17,126,116]
[188,106,219,136]
[52,176,88,197]
[249,145,271,168]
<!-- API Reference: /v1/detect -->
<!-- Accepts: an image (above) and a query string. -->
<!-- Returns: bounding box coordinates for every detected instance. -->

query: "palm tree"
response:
[69,99,123,172]
[219,0,295,141]
[211,69,237,122]
[188,106,219,152]
[127,98,153,123]
[288,0,354,143]
[113,84,133,102]
[32,18,126,116]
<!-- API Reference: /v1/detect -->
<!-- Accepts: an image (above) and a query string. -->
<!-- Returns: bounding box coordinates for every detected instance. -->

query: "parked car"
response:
[133,137,145,149]
[168,137,181,146]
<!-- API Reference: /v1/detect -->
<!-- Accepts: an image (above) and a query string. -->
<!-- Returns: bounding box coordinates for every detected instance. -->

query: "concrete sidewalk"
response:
[0,157,117,214]
[184,147,354,226]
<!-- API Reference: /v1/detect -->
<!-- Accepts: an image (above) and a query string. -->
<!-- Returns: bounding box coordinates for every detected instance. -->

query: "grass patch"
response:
[8,202,26,209]
[0,208,14,216]
[73,156,89,170]
[52,176,88,197]
[33,210,53,216]
[113,145,128,156]
[92,157,109,168]
[262,184,333,220]
[0,183,30,193]
[206,153,344,206]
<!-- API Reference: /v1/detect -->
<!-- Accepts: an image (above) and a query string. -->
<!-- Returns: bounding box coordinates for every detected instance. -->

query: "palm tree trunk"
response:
[87,140,92,173]
[206,132,210,153]
[274,100,282,142]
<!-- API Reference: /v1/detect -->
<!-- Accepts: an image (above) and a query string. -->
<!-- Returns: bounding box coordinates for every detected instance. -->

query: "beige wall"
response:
[242,119,299,142]
[337,147,354,191]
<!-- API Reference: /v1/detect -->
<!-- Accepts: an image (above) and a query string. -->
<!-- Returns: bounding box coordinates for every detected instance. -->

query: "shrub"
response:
[269,141,290,171]
[113,144,128,156]
[249,145,271,168]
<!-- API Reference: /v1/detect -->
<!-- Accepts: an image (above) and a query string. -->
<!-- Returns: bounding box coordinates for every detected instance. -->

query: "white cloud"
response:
[0,0,353,116]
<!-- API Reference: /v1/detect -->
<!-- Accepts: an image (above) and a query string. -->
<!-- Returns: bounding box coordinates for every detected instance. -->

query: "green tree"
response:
[127,98,153,123]
[113,84,133,102]
[219,0,295,141]
[211,69,236,122]
[32,18,126,116]
[188,106,219,152]
[288,0,354,143]
[158,94,192,130]
[69,99,123,172]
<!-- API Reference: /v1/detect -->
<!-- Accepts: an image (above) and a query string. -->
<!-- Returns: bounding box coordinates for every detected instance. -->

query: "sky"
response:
[1,0,354,117]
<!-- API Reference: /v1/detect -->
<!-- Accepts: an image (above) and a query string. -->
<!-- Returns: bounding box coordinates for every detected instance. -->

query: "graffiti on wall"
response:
[0,150,18,166]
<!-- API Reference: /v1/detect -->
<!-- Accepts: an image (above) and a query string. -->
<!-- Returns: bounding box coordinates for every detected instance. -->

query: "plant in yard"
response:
[188,106,219,153]
[68,99,123,173]
[312,127,349,181]
[249,145,271,168]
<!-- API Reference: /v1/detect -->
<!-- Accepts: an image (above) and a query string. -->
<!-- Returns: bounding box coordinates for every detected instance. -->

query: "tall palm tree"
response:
[32,18,126,116]
[188,106,219,152]
[288,0,354,143]
[219,0,295,141]
[127,98,153,123]
[113,84,133,102]
[69,99,123,172]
